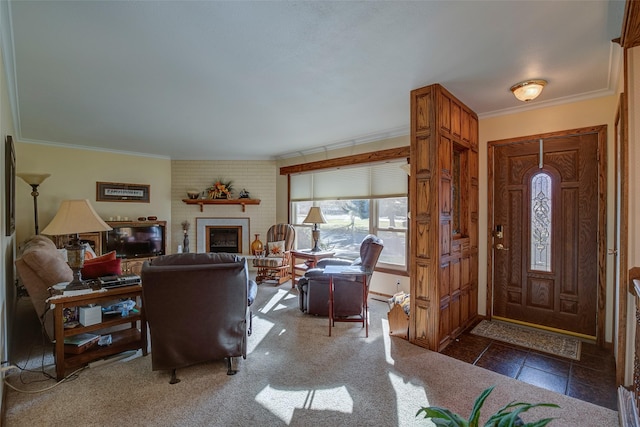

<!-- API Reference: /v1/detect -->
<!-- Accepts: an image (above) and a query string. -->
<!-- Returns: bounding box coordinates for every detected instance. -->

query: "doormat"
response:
[471,320,581,360]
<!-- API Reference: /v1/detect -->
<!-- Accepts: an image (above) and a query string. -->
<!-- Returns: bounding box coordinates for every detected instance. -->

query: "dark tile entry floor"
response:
[441,325,618,410]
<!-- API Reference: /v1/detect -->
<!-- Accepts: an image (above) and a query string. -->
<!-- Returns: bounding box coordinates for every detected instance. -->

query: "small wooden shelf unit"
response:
[52,285,147,381]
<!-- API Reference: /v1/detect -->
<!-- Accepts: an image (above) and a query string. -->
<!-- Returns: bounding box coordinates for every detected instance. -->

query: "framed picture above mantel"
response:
[96,182,150,203]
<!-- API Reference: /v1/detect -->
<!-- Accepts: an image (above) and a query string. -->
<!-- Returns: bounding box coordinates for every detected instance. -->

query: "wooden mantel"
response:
[182,198,260,212]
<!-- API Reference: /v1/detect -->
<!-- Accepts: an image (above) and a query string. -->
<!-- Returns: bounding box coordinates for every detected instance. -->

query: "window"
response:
[452,149,461,236]
[530,172,552,272]
[290,161,408,270]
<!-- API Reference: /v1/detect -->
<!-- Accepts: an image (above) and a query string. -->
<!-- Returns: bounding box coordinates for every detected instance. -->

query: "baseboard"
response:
[369,290,392,300]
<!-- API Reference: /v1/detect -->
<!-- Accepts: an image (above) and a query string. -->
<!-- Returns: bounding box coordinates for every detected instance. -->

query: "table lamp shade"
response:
[302,207,327,225]
[41,199,112,236]
[41,200,112,291]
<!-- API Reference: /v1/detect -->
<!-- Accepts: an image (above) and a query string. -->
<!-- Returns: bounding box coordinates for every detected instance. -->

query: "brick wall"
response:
[171,160,277,255]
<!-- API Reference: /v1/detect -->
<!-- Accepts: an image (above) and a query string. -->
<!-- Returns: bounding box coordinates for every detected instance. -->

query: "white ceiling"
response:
[2,1,625,160]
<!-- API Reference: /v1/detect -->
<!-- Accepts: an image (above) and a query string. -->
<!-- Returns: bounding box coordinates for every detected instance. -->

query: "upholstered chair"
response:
[141,252,257,383]
[15,235,74,340]
[253,224,295,285]
[297,234,383,317]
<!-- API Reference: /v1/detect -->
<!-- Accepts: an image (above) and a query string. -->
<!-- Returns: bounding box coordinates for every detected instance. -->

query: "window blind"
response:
[290,160,408,201]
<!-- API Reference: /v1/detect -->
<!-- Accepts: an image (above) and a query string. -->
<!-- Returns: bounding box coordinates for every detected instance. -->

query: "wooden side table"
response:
[50,285,147,381]
[290,250,335,288]
[323,265,369,337]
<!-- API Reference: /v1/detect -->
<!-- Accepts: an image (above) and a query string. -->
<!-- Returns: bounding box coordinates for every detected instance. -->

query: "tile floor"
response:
[440,323,618,410]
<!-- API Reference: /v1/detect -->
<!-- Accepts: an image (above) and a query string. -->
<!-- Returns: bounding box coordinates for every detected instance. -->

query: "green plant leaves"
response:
[468,385,496,426]
[416,406,469,426]
[416,386,560,427]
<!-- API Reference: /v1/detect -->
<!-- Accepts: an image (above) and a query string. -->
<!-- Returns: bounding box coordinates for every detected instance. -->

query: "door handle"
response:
[495,243,509,251]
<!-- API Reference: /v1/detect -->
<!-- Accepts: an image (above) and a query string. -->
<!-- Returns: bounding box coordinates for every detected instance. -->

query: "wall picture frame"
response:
[5,135,15,236]
[96,181,150,203]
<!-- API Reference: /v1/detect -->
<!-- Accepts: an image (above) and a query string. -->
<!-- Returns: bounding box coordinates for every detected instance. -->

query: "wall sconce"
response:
[510,79,547,102]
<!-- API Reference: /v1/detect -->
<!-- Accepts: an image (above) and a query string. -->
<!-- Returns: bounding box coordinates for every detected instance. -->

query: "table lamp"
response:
[302,207,327,252]
[41,199,113,290]
[17,173,50,235]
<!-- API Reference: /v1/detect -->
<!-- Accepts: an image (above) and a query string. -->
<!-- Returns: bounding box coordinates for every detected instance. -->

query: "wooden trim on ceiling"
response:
[279,146,410,175]
[620,0,640,48]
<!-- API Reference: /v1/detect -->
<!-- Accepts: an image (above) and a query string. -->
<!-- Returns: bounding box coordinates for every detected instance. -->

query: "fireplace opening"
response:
[206,226,242,253]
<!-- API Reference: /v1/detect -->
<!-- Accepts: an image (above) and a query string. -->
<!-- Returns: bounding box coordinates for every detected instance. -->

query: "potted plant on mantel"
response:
[416,386,559,427]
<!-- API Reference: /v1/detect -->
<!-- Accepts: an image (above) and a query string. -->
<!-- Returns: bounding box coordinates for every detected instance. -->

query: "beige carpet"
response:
[4,283,617,426]
[471,320,582,361]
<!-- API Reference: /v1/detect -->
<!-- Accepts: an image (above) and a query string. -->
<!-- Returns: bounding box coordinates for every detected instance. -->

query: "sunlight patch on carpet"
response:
[258,288,290,314]
[255,385,353,424]
[388,371,428,422]
[471,320,581,360]
[246,316,274,355]
[381,318,395,365]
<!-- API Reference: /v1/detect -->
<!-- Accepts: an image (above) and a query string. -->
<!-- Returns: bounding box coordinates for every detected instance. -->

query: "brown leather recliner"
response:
[297,235,383,317]
[141,252,257,383]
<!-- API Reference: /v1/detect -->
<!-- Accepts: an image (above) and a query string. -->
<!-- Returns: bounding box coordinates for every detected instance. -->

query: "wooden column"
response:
[409,84,479,351]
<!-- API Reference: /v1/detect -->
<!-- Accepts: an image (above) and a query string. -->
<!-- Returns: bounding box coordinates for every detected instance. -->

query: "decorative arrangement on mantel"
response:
[207,179,233,199]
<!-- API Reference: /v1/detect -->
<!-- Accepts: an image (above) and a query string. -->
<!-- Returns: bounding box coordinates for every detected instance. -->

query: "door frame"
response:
[614,91,629,385]
[487,125,607,346]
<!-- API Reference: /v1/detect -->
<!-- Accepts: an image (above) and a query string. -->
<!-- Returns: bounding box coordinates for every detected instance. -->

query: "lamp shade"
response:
[41,199,112,236]
[302,207,327,224]
[17,173,50,186]
[510,79,547,102]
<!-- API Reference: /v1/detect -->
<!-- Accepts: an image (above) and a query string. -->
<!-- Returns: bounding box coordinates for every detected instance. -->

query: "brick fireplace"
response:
[196,218,250,254]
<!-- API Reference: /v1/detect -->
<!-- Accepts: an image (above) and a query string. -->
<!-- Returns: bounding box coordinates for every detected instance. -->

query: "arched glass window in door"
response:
[530,172,552,272]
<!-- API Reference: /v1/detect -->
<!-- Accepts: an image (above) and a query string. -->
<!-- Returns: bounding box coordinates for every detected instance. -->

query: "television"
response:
[104,222,166,259]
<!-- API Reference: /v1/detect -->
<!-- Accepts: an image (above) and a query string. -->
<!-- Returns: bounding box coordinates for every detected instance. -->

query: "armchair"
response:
[141,252,257,383]
[297,234,383,317]
[253,223,295,285]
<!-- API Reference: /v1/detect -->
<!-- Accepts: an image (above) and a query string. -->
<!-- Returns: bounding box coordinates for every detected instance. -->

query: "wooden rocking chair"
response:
[253,224,295,285]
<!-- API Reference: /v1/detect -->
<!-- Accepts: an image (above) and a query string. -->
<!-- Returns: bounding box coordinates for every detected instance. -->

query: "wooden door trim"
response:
[616,90,629,385]
[487,125,607,345]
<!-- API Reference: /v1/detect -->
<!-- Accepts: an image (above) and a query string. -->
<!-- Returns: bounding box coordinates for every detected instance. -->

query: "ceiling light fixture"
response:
[510,79,547,102]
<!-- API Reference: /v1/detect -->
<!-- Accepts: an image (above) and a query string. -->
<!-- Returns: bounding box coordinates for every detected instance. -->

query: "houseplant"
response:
[416,386,559,427]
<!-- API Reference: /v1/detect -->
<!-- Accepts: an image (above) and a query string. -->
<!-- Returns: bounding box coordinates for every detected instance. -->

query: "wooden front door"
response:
[490,127,604,338]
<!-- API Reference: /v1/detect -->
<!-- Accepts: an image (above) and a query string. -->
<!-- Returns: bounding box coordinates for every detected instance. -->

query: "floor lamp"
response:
[17,173,50,235]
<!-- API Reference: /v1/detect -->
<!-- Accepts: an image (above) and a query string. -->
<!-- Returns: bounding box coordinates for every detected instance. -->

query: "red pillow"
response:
[84,251,117,265]
[81,258,122,279]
